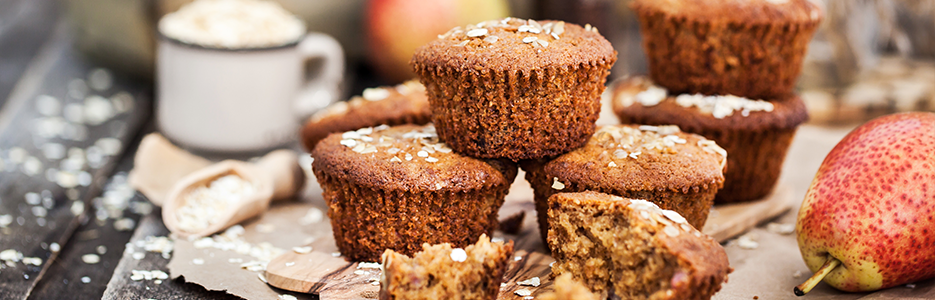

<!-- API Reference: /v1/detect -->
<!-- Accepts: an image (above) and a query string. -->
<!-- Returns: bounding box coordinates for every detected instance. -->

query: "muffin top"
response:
[301,80,431,151]
[311,124,516,192]
[630,0,823,25]
[542,125,726,193]
[411,18,616,73]
[611,76,808,131]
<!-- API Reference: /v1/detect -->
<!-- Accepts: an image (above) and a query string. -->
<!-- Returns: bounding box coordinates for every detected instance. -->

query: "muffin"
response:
[521,124,726,242]
[631,0,823,99]
[538,273,601,300]
[611,76,808,203]
[411,18,617,161]
[548,191,731,299]
[379,234,514,300]
[311,124,517,261]
[300,80,431,151]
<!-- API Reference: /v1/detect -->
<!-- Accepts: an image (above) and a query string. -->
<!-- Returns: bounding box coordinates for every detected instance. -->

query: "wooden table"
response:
[2,2,934,300]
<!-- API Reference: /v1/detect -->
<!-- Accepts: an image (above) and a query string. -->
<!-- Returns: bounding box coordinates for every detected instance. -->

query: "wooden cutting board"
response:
[265,176,794,299]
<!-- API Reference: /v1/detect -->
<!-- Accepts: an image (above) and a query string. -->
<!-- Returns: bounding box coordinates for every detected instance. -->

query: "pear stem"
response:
[794,256,841,296]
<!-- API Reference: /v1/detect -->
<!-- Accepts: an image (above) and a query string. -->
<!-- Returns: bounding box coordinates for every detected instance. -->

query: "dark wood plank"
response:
[0,0,60,108]
[0,21,150,299]
[26,124,150,299]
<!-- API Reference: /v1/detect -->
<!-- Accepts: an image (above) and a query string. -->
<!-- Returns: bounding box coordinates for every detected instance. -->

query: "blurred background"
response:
[37,0,935,125]
[0,0,928,126]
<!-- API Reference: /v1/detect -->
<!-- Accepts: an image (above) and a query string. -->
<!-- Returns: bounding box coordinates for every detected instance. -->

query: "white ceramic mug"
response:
[156,33,344,152]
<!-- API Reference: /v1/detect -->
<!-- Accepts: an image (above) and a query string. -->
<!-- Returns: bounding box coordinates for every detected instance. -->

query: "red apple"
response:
[795,112,935,295]
[365,0,509,83]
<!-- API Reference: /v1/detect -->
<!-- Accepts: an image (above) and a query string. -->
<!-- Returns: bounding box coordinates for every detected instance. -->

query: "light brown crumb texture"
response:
[379,234,514,300]
[547,191,730,300]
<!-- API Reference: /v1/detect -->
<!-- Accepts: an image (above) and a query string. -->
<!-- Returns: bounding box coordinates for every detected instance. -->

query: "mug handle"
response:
[294,33,345,118]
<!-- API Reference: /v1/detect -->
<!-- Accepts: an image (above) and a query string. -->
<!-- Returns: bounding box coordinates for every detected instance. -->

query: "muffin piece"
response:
[380,234,514,300]
[548,191,731,300]
[522,124,726,242]
[301,80,431,151]
[311,124,517,262]
[411,18,617,161]
[631,0,823,99]
[538,273,601,300]
[611,77,807,203]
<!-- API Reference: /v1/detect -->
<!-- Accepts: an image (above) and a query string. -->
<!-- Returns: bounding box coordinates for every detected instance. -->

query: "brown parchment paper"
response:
[169,120,935,299]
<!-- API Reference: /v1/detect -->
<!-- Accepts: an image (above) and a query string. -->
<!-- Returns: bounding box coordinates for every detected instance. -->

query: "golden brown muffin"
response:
[611,76,808,203]
[379,234,513,300]
[548,191,731,300]
[411,18,617,161]
[631,0,823,99]
[538,273,601,300]
[522,124,726,242]
[300,80,431,151]
[311,124,517,262]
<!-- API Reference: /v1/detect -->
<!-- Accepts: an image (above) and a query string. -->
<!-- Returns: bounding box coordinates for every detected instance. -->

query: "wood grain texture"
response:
[0,0,59,108]
[0,21,150,299]
[26,126,149,300]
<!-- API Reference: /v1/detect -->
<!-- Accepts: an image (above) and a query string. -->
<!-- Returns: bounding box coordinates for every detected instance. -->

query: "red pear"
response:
[795,112,935,295]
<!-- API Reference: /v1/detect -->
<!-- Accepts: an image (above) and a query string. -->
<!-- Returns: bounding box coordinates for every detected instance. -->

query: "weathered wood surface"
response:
[0,21,150,298]
[0,0,60,108]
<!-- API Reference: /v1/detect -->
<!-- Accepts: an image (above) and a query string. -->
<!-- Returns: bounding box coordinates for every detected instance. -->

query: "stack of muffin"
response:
[307,16,744,299]
[614,0,824,204]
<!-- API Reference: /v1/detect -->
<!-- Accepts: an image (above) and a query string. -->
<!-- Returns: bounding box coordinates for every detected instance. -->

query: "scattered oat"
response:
[299,207,324,225]
[22,257,42,266]
[331,252,341,257]
[113,218,136,231]
[906,283,916,288]
[50,243,60,253]
[240,261,267,272]
[293,246,312,254]
[88,68,113,91]
[81,276,91,284]
[517,277,540,287]
[279,294,298,300]
[736,234,759,250]
[515,289,532,297]
[514,255,523,261]
[132,252,145,260]
[358,262,381,269]
[767,223,795,235]
[522,36,538,44]
[793,270,802,278]
[192,258,205,265]
[362,87,390,101]
[36,95,61,116]
[96,245,107,255]
[285,262,295,267]
[82,254,100,264]
[258,272,268,283]
[450,248,467,262]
